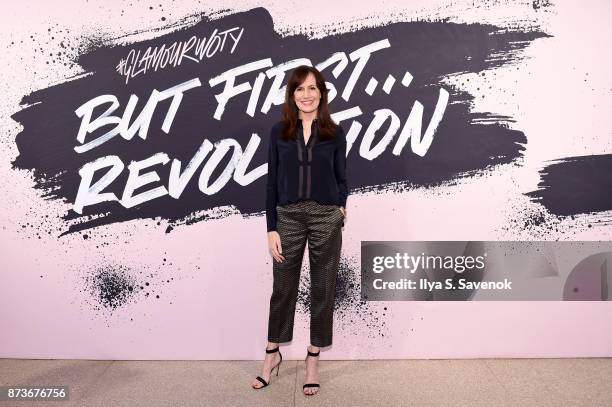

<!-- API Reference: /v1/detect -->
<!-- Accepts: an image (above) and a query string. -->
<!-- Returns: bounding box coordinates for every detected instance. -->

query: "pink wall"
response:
[1,0,611,359]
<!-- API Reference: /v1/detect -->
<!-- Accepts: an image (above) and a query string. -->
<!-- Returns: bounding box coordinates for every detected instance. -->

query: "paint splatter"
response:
[296,253,388,341]
[532,0,553,11]
[83,264,140,311]
[81,262,174,316]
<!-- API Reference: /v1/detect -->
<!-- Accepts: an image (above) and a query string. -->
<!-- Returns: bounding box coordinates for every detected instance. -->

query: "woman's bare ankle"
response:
[308,344,320,353]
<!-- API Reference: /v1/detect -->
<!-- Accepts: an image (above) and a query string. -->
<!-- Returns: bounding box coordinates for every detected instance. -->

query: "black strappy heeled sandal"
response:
[303,348,320,395]
[252,346,283,389]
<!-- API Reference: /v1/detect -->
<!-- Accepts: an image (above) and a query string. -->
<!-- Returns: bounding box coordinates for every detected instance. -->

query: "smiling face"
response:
[293,72,321,117]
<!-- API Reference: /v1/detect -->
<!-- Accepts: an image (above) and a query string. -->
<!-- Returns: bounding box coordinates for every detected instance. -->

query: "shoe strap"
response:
[255,376,269,387]
[266,346,279,354]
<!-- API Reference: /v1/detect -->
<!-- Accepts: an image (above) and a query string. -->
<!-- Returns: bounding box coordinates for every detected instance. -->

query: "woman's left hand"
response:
[339,207,346,223]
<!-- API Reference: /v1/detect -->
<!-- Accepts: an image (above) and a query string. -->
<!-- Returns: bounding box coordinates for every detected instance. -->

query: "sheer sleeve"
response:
[333,125,348,208]
[265,125,279,232]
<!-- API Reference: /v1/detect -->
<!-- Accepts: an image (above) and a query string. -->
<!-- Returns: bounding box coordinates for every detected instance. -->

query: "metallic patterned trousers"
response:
[267,199,344,347]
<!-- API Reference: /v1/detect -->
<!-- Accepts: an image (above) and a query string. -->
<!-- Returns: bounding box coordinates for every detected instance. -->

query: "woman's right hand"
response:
[268,231,286,263]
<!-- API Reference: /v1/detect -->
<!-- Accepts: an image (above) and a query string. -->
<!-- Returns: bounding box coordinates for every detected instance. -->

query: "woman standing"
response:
[251,65,348,396]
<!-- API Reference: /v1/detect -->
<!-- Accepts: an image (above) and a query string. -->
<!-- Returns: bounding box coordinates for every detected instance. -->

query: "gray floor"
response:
[1,358,611,406]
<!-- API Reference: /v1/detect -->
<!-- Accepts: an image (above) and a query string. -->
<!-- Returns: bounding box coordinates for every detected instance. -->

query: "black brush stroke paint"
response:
[11,7,548,235]
[526,154,612,217]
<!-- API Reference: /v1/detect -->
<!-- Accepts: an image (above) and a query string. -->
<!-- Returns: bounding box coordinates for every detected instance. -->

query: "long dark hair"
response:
[281,65,338,141]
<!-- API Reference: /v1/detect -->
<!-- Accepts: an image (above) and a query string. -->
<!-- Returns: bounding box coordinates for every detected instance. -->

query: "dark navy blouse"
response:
[265,118,348,232]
